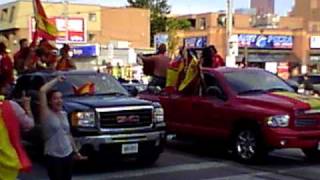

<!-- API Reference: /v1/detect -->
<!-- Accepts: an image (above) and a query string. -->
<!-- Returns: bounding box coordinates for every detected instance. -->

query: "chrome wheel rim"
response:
[236,130,257,160]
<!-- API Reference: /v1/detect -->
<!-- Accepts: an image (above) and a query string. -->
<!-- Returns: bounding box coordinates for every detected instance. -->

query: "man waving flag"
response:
[32,0,58,41]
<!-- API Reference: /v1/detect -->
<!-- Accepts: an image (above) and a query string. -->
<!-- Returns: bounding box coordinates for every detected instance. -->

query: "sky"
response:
[1,0,295,16]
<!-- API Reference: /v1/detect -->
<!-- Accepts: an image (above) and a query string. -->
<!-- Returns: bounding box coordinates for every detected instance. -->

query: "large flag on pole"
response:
[32,0,58,41]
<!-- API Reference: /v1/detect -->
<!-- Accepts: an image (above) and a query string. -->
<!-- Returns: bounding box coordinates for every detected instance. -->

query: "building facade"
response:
[174,12,320,75]
[0,0,150,53]
[251,0,275,15]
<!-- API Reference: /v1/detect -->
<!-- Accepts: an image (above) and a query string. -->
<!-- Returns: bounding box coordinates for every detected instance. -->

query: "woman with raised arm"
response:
[39,76,86,180]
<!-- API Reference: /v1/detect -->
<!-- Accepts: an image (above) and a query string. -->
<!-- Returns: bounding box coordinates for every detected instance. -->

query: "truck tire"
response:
[303,148,320,161]
[231,127,267,163]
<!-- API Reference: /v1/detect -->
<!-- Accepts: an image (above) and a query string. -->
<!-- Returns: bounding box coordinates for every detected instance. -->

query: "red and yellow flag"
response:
[73,82,95,95]
[178,55,200,91]
[0,100,32,179]
[32,0,58,41]
[166,57,184,88]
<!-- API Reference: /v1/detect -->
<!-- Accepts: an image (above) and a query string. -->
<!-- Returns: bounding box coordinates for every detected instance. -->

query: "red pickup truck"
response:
[139,67,320,163]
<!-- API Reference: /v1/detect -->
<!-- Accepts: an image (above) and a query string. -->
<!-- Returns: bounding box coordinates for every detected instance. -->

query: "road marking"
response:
[74,161,228,180]
[202,172,301,180]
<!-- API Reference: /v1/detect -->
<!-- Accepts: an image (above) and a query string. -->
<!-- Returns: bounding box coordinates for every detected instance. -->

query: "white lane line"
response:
[202,172,277,180]
[74,161,228,180]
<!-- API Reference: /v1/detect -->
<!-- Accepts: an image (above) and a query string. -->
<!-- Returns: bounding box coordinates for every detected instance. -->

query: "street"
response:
[19,139,320,180]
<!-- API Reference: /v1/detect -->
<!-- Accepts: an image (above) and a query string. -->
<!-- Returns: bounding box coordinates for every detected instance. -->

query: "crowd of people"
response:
[0,39,80,180]
[138,43,225,92]
[0,39,76,96]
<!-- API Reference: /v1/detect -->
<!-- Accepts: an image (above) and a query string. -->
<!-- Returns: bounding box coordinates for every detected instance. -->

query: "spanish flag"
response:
[0,100,32,180]
[32,0,58,41]
[166,57,185,89]
[178,55,200,91]
[73,82,95,96]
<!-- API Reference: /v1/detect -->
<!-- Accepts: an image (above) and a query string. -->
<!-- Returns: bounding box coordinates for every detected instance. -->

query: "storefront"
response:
[71,44,100,70]
[237,34,299,78]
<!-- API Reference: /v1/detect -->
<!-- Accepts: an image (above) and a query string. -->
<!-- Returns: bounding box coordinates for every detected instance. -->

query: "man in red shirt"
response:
[0,43,14,91]
[209,45,225,68]
[14,39,29,75]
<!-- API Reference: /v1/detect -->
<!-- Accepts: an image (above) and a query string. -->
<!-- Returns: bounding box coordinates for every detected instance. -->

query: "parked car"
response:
[13,70,166,164]
[139,67,320,163]
[289,74,320,95]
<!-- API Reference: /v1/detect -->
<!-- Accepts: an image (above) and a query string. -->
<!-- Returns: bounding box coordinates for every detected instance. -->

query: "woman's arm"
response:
[68,134,87,160]
[39,76,64,120]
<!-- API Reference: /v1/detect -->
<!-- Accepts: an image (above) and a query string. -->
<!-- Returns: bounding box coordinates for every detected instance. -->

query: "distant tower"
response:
[251,0,275,15]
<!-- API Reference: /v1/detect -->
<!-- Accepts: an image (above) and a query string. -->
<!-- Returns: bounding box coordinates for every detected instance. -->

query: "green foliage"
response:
[128,0,191,49]
[127,0,170,45]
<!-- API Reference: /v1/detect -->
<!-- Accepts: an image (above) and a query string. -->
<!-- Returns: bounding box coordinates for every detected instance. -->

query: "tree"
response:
[127,0,170,45]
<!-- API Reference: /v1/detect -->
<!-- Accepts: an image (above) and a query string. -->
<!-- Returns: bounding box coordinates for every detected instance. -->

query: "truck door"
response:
[191,73,229,138]
[160,94,193,134]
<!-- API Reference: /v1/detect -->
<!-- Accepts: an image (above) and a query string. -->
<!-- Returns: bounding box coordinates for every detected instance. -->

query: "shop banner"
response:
[72,45,99,58]
[184,36,207,48]
[30,17,86,43]
[238,34,293,49]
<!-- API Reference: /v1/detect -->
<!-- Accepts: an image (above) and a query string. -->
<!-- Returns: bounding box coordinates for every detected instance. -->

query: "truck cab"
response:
[140,67,320,163]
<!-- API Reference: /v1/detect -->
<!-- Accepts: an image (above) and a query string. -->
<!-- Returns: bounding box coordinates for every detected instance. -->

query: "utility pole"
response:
[226,0,237,67]
[63,0,69,43]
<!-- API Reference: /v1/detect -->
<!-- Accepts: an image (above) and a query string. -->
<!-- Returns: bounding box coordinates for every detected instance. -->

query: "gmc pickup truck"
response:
[13,71,165,164]
[140,67,320,163]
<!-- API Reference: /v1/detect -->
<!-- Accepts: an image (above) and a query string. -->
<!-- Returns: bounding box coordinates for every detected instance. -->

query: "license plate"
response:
[318,142,320,151]
[121,143,138,154]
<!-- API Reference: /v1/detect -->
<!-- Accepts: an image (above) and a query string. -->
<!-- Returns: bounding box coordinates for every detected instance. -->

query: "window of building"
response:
[88,33,95,41]
[9,6,15,23]
[89,13,97,22]
[1,8,8,21]
[198,18,206,30]
[187,18,196,29]
[217,14,226,27]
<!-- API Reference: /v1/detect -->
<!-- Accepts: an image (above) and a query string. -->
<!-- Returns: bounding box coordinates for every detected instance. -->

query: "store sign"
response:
[72,45,98,58]
[310,36,320,49]
[238,34,293,49]
[30,17,86,43]
[184,36,207,48]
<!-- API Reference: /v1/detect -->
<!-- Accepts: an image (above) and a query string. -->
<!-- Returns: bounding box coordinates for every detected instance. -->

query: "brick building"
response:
[251,0,275,15]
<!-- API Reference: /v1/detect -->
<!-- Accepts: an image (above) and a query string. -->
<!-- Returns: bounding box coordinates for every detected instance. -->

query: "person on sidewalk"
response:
[39,76,87,180]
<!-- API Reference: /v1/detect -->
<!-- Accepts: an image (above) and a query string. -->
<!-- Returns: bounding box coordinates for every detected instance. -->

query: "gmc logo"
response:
[116,115,140,123]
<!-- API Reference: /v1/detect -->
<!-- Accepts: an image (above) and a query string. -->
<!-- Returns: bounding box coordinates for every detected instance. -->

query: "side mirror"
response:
[286,80,299,92]
[206,86,224,99]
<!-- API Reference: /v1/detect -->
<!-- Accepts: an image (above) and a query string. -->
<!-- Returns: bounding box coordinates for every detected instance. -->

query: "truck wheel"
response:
[231,128,266,163]
[303,148,320,160]
[138,151,160,165]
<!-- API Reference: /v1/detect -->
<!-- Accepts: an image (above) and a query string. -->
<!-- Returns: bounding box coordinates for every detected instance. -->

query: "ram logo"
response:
[116,115,140,123]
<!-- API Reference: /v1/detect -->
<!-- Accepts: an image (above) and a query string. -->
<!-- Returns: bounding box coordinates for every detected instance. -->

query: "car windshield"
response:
[223,70,294,95]
[54,74,129,97]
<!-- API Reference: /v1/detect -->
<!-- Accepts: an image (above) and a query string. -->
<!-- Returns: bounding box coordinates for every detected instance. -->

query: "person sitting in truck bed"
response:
[138,44,170,89]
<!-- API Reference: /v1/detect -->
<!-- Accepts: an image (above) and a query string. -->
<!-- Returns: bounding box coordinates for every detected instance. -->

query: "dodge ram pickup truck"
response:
[139,67,320,163]
[13,71,165,164]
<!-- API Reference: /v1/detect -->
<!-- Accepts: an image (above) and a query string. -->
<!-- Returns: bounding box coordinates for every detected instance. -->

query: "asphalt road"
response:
[19,139,320,180]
